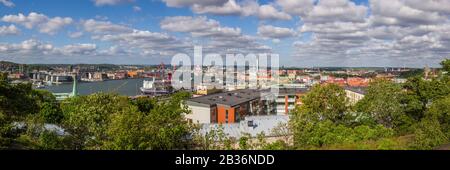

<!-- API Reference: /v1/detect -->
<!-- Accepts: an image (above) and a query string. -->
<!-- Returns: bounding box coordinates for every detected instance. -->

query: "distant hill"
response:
[0,61,19,66]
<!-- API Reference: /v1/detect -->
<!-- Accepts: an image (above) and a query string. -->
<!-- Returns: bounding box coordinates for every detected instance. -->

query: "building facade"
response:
[275,87,308,115]
[345,87,366,105]
[185,89,276,124]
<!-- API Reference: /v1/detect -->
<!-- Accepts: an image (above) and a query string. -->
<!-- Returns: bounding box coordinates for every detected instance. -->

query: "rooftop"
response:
[199,115,290,139]
[277,87,309,95]
[345,86,367,95]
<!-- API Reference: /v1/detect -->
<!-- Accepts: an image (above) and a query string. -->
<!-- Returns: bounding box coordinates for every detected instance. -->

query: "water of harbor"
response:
[43,78,152,96]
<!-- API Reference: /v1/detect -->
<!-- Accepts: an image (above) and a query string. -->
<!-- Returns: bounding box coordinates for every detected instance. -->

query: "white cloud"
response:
[161,16,271,54]
[92,28,193,56]
[133,6,141,12]
[59,44,97,55]
[0,39,54,55]
[0,0,14,7]
[1,12,73,35]
[258,25,296,39]
[370,0,446,27]
[100,45,131,56]
[94,15,109,20]
[191,0,245,15]
[2,0,449,66]
[68,31,84,38]
[276,0,314,15]
[0,25,20,36]
[303,0,368,23]
[404,0,450,15]
[39,17,73,35]
[82,19,133,34]
[257,4,292,20]
[2,12,48,29]
[94,30,175,43]
[92,0,134,6]
[164,0,291,20]
[160,16,241,37]
[290,0,450,67]
[162,0,228,8]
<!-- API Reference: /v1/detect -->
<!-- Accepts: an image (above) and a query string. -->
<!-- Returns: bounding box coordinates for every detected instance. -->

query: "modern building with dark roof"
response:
[185,89,276,124]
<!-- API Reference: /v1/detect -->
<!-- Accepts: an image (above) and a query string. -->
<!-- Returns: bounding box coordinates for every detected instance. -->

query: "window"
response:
[211,107,217,123]
[225,110,229,123]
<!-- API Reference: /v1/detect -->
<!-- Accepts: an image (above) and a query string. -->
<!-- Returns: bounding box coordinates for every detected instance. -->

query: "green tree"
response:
[192,125,234,150]
[291,119,393,149]
[239,135,250,150]
[0,82,40,119]
[139,92,193,149]
[425,95,450,138]
[441,59,450,73]
[39,102,63,124]
[60,92,193,150]
[0,111,12,148]
[130,97,156,113]
[403,77,450,121]
[291,84,349,148]
[0,72,7,81]
[355,79,409,129]
[262,140,290,150]
[294,84,349,124]
[0,79,51,149]
[411,117,447,150]
[104,95,192,150]
[37,130,66,150]
[60,93,133,149]
[270,122,291,145]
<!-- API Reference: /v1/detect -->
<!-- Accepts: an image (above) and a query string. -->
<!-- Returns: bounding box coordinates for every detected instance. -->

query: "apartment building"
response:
[345,87,367,105]
[275,87,308,115]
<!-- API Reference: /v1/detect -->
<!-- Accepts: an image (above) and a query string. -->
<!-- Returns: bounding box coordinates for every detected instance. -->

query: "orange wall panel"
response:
[217,106,235,124]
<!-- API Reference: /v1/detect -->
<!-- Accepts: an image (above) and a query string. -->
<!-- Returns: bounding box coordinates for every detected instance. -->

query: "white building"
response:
[345,87,366,105]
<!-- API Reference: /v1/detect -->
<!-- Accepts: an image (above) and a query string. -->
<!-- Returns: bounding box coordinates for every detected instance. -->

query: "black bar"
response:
[0,150,448,169]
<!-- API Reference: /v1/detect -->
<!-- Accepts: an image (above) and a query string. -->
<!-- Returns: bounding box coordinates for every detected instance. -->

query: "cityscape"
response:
[1,0,450,154]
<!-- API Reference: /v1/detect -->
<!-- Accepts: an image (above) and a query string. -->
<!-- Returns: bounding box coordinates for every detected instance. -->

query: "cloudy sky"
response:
[0,0,449,67]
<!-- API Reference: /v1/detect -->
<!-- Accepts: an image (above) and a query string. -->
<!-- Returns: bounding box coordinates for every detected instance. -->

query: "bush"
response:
[293,119,394,148]
[411,118,447,150]
[39,102,63,124]
[377,139,401,150]
[263,140,290,150]
[38,130,66,150]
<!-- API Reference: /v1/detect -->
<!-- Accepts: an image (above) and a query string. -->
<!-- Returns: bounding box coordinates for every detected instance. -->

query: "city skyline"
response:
[0,0,450,67]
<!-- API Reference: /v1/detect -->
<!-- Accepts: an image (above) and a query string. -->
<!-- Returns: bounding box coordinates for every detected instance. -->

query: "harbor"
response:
[42,78,154,96]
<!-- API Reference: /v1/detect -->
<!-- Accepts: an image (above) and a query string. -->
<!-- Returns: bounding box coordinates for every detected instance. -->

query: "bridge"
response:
[53,75,78,101]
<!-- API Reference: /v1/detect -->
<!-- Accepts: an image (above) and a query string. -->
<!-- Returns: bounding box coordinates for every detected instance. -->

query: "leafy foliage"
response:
[411,117,447,150]
[402,77,450,121]
[292,119,393,148]
[39,102,63,124]
[294,83,349,124]
[441,59,450,73]
[59,92,192,150]
[355,79,410,129]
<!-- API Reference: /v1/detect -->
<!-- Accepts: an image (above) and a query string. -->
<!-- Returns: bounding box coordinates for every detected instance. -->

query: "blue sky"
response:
[0,0,449,67]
